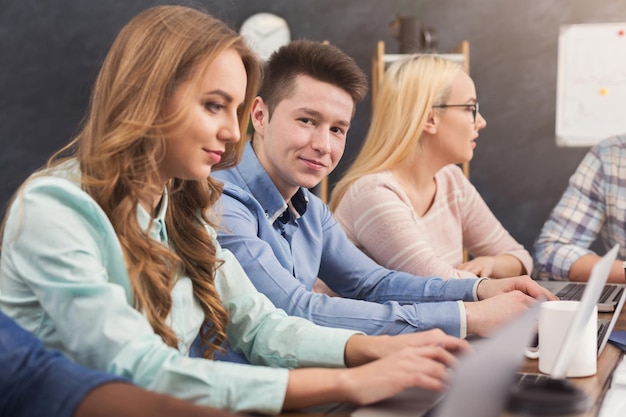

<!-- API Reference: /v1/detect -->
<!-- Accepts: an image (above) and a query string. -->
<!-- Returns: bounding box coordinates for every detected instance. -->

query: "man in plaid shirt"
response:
[534,134,626,283]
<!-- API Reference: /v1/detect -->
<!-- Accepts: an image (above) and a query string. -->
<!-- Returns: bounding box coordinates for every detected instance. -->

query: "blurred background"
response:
[1,0,626,253]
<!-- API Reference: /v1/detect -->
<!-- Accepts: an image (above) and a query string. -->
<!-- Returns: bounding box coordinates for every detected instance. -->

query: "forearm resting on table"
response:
[282,335,372,409]
[283,368,353,410]
[457,255,525,278]
[569,254,626,283]
[492,254,526,278]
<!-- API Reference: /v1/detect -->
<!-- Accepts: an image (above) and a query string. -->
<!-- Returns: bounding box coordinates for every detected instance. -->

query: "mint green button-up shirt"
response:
[0,161,358,414]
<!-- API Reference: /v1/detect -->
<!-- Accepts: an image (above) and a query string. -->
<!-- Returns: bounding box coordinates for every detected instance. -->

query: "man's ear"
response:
[250,96,268,136]
[423,110,438,135]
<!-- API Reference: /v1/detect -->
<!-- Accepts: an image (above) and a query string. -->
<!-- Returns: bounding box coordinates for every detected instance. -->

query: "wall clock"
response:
[239,13,291,61]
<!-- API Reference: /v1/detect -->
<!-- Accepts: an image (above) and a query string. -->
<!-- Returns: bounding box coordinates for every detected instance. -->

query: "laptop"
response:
[532,244,623,360]
[538,248,625,313]
[352,301,542,417]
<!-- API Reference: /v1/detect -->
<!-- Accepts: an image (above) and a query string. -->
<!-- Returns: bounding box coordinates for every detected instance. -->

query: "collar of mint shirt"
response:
[136,189,169,243]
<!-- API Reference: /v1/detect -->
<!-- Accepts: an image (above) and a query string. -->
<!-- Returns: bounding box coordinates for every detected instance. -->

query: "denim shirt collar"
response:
[237,142,308,224]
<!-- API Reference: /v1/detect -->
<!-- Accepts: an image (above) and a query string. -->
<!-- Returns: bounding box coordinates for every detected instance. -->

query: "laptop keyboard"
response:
[597,320,609,350]
[610,286,624,303]
[556,283,618,303]
[514,372,550,386]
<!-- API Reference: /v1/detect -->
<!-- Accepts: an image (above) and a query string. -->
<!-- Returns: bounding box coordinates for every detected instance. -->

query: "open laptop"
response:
[538,248,625,313]
[531,244,623,361]
[352,301,542,417]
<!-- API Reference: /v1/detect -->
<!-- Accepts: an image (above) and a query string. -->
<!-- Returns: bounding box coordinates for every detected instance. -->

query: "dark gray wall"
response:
[1,0,625,253]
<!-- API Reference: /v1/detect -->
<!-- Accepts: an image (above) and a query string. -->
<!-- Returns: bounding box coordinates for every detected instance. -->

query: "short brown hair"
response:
[258,39,367,118]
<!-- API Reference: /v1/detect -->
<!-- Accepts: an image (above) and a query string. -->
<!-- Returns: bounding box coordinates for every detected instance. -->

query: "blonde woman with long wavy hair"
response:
[0,6,470,414]
[330,55,532,279]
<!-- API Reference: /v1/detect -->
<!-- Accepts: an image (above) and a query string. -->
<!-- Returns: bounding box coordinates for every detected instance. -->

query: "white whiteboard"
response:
[556,22,626,147]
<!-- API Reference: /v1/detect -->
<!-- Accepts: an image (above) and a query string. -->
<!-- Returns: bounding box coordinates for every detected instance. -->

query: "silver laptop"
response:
[352,301,542,417]
[429,302,543,417]
[538,249,625,313]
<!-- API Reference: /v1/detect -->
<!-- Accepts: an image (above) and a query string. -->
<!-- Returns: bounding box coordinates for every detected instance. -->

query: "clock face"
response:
[239,13,291,61]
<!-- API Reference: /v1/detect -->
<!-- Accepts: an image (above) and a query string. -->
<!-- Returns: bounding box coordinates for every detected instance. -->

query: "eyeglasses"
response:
[432,102,479,123]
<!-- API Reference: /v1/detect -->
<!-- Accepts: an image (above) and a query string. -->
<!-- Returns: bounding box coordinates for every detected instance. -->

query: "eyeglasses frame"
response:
[432,102,479,123]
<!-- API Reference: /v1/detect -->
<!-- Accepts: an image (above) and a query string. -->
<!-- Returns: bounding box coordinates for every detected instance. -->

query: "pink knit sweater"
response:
[333,165,532,279]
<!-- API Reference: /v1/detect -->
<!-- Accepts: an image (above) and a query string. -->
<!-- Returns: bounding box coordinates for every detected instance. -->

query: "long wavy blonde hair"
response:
[329,55,461,211]
[42,6,260,358]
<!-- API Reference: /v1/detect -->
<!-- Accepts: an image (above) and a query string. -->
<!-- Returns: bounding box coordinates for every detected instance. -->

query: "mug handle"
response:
[525,346,540,359]
[524,331,540,359]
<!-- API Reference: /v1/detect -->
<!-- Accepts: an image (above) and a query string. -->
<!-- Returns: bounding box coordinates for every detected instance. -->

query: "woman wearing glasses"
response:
[329,55,531,279]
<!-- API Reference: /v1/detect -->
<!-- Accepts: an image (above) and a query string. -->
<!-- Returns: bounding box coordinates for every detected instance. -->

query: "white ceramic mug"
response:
[524,300,597,377]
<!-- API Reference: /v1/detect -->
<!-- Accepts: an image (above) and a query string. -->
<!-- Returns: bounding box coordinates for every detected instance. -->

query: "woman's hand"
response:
[456,256,496,277]
[456,254,526,278]
[284,334,467,410]
[339,344,456,405]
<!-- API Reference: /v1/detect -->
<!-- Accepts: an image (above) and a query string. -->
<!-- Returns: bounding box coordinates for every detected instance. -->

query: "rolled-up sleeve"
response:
[533,149,606,280]
[214,245,359,369]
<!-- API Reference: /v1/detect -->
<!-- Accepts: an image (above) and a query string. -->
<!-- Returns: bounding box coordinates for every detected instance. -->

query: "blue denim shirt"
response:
[213,142,481,338]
